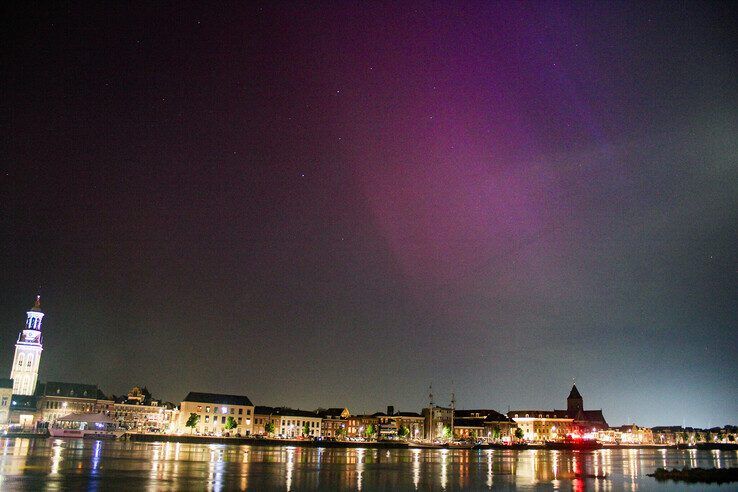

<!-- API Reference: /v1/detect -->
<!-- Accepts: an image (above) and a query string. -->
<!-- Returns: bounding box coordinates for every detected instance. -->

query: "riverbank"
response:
[2,431,49,439]
[10,432,736,451]
[127,433,410,449]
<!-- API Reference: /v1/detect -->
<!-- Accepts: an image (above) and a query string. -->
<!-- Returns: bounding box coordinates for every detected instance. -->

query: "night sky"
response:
[2,2,736,427]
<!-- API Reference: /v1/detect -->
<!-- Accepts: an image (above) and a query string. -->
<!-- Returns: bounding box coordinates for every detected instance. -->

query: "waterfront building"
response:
[366,407,425,440]
[453,418,484,440]
[8,395,40,429]
[111,386,170,432]
[315,407,350,438]
[373,409,398,438]
[508,384,608,441]
[508,410,575,441]
[596,424,654,444]
[254,406,322,438]
[9,296,44,396]
[0,379,13,425]
[423,406,454,441]
[393,411,425,440]
[346,414,379,439]
[178,392,254,436]
[38,381,105,424]
[649,426,726,444]
[453,409,516,441]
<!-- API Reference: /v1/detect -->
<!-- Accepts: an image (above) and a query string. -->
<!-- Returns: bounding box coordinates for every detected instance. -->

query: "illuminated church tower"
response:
[10,296,44,395]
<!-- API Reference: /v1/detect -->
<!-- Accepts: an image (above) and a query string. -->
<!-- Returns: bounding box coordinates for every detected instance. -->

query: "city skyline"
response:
[2,2,736,429]
[1,294,734,429]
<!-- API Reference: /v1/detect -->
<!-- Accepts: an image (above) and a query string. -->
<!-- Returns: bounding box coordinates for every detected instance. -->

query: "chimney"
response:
[387,405,395,416]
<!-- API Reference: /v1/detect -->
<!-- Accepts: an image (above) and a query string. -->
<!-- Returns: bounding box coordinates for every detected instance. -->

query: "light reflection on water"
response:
[0,438,735,490]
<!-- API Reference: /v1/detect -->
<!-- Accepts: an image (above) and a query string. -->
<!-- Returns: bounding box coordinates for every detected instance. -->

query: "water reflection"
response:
[356,448,365,490]
[285,446,294,491]
[486,449,493,488]
[412,449,420,489]
[50,439,63,475]
[0,438,735,490]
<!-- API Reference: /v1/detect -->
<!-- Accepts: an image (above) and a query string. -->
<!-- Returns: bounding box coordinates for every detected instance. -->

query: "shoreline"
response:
[8,432,736,451]
[124,434,738,450]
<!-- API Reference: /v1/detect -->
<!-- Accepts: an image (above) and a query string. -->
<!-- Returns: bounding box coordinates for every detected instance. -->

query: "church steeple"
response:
[567,383,583,417]
[10,295,44,395]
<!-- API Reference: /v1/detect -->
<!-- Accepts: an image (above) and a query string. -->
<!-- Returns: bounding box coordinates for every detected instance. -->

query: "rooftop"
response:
[43,381,99,399]
[455,409,512,422]
[183,392,253,407]
[255,406,320,418]
[568,384,582,400]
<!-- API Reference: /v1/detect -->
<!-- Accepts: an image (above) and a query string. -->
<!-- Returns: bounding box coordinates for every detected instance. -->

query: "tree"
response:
[365,424,376,438]
[303,423,311,437]
[397,425,409,439]
[716,431,724,442]
[681,432,689,443]
[265,422,275,435]
[185,413,200,434]
[514,427,524,441]
[442,425,453,440]
[336,426,347,440]
[491,426,501,440]
[224,416,237,431]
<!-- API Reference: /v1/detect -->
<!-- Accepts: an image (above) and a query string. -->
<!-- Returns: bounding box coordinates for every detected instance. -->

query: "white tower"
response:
[10,296,44,395]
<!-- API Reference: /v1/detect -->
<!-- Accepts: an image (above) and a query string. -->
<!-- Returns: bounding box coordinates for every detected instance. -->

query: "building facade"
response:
[315,407,350,438]
[8,395,39,429]
[111,387,170,432]
[38,381,103,424]
[423,406,454,441]
[453,409,516,442]
[10,296,44,396]
[346,415,379,439]
[508,410,575,441]
[254,406,322,438]
[508,384,608,441]
[393,412,425,440]
[178,392,254,436]
[0,379,14,425]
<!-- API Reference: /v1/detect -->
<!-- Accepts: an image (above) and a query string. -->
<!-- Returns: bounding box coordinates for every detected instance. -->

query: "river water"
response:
[0,438,736,490]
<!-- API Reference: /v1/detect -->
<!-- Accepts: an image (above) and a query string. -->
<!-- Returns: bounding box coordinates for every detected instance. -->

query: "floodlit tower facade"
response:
[10,296,44,395]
